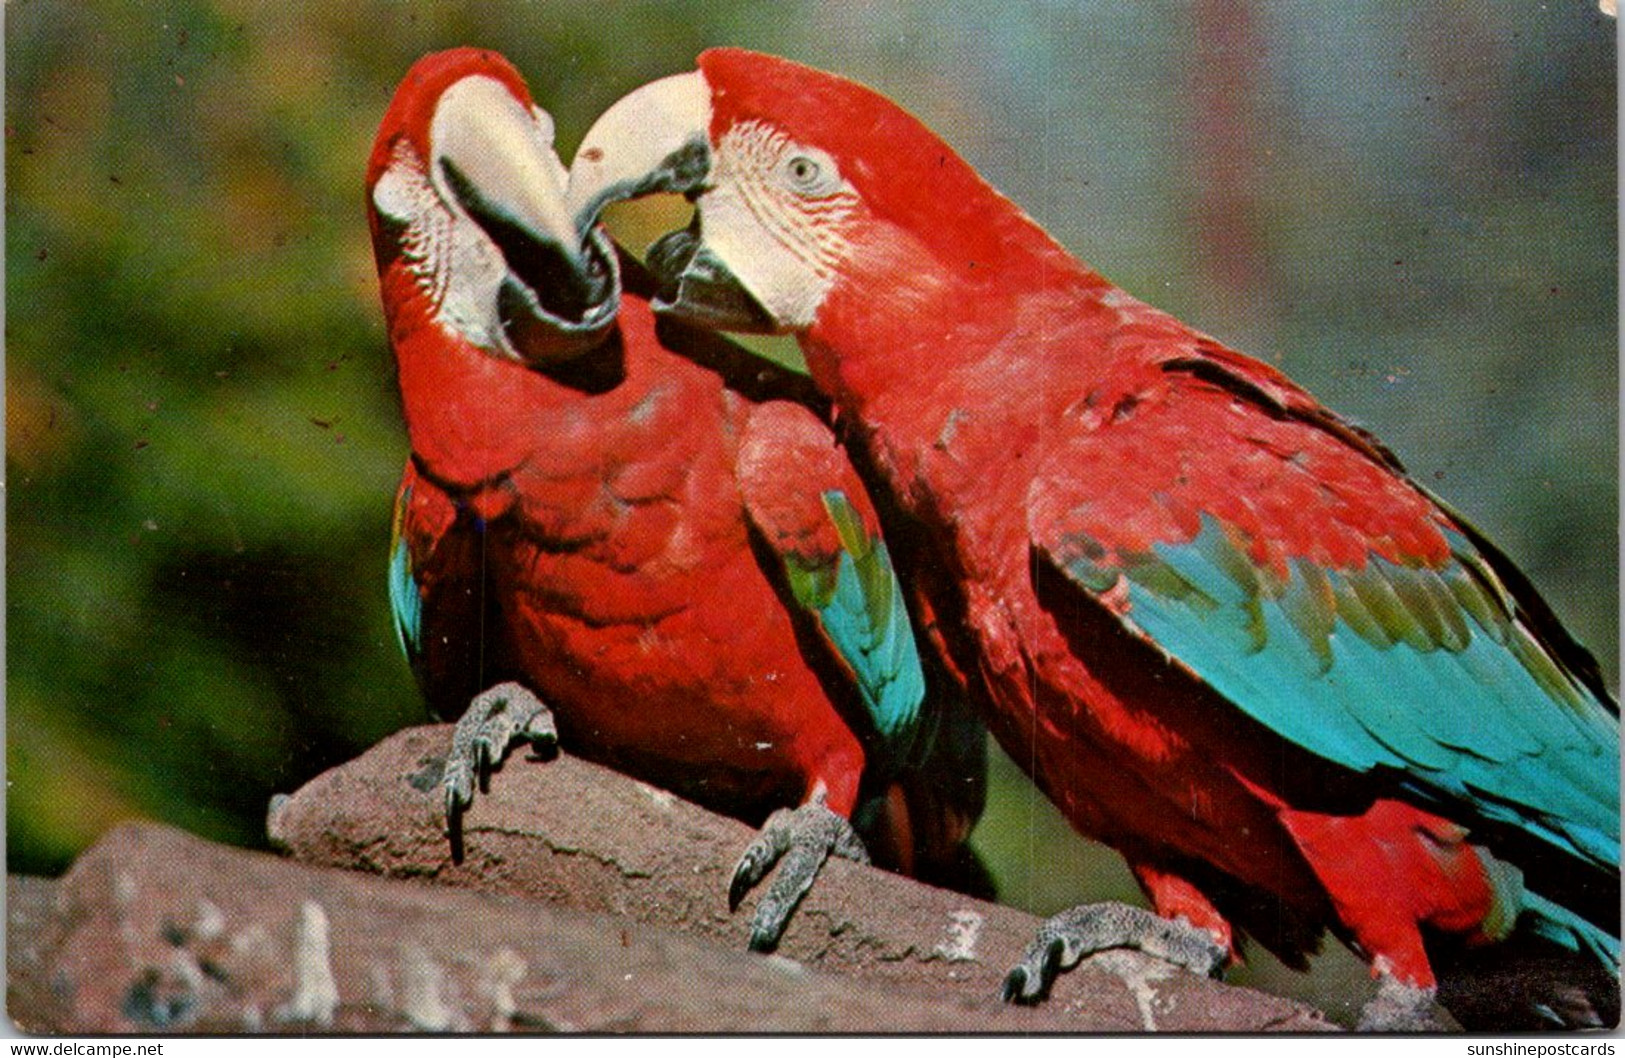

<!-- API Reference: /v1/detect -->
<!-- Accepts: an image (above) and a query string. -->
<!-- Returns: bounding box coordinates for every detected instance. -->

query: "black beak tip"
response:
[645,224,776,335]
[646,225,701,305]
[494,227,622,365]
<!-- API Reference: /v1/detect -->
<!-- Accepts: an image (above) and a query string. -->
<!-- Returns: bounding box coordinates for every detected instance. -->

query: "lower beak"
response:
[490,222,621,364]
[645,220,777,334]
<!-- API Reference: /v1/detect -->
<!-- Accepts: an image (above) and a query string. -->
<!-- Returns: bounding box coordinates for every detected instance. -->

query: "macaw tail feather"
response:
[1521,888,1621,973]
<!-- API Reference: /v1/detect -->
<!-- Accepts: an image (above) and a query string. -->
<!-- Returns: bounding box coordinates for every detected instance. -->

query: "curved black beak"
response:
[441,157,621,362]
[645,219,777,334]
[430,76,620,365]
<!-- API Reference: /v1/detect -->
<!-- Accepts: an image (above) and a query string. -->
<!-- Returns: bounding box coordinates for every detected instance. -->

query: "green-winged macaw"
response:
[367,47,987,949]
[564,47,1619,1028]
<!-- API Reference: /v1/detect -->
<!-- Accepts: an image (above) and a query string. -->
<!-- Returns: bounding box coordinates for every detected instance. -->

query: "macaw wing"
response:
[388,468,426,664]
[389,458,491,720]
[1028,350,1618,871]
[735,402,924,760]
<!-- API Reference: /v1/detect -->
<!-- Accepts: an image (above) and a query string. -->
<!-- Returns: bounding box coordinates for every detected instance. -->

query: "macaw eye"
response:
[781,149,840,197]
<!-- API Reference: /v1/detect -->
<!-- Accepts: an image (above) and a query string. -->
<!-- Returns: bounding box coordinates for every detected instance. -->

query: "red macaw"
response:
[566,48,1620,1029]
[366,48,987,948]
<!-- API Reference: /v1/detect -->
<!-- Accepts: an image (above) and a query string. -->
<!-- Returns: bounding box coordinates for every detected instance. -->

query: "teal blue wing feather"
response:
[787,489,926,758]
[734,402,984,864]
[1045,511,1619,871]
[735,402,929,764]
[389,480,425,663]
[386,462,493,722]
[1028,353,1616,966]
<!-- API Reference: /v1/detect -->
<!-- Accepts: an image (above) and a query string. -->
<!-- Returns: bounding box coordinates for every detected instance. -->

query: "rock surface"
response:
[11,726,1338,1034]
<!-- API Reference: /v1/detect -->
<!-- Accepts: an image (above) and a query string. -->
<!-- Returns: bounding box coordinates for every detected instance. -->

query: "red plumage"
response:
[368,49,983,888]
[661,49,1617,1002]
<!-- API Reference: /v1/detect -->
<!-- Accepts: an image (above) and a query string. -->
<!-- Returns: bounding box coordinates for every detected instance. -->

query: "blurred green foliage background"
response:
[7,0,1615,1020]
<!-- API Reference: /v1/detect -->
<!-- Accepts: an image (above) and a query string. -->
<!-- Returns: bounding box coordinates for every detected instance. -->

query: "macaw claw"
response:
[442,681,558,863]
[1356,976,1456,1032]
[728,799,869,952]
[1000,901,1227,1005]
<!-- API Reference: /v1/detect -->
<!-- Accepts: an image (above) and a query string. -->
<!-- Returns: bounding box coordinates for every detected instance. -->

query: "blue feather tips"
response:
[816,491,926,758]
[1060,514,1618,871]
[388,486,423,661]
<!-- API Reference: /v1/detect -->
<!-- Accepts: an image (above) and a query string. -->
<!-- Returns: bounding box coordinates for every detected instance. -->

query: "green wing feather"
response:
[1048,513,1618,871]
[777,490,926,760]
[388,482,423,662]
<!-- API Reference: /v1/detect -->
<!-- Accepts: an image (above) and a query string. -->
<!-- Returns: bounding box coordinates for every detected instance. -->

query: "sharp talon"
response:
[747,921,780,954]
[443,760,472,814]
[524,712,560,757]
[439,683,555,857]
[747,884,798,953]
[1000,940,1060,1006]
[1000,901,1228,1006]
[447,796,466,865]
[728,861,755,912]
[724,800,869,951]
[1040,936,1064,989]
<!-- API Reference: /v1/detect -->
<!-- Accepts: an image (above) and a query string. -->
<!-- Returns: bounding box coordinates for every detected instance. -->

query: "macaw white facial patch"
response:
[699,121,860,329]
[373,139,511,354]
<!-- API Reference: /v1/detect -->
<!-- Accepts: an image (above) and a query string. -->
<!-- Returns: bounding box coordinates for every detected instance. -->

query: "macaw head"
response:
[567,48,1082,343]
[368,48,619,365]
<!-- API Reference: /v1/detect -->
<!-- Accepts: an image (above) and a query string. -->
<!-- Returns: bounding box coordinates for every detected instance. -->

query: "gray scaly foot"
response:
[728,797,869,952]
[443,681,557,862]
[1356,974,1456,1032]
[1001,902,1227,1005]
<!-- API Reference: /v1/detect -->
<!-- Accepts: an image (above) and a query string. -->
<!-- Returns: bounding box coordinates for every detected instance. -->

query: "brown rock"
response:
[18,821,1329,1034]
[9,874,61,1030]
[259,724,1335,1032]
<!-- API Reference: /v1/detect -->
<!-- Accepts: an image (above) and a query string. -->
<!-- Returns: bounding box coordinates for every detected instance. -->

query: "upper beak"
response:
[432,79,619,362]
[568,71,775,334]
[566,71,714,233]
